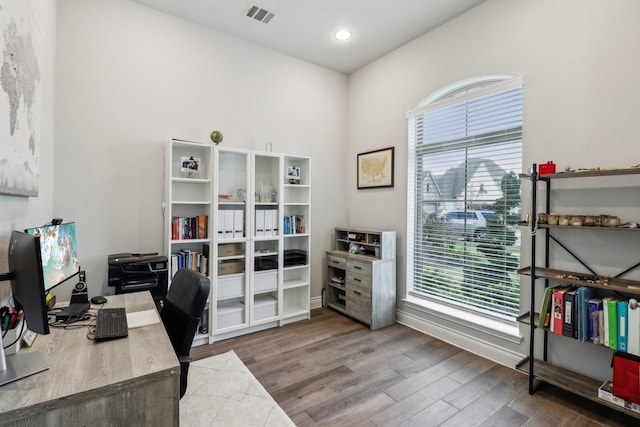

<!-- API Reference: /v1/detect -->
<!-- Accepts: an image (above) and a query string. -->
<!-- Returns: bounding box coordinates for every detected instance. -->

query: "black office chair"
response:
[159,268,210,399]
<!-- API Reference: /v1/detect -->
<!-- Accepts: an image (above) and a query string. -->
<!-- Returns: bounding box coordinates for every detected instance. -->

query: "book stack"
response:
[538,288,640,356]
[170,248,208,278]
[171,215,208,240]
[283,215,305,234]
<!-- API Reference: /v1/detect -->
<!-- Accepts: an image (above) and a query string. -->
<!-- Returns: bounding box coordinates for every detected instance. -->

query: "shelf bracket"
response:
[548,234,598,275]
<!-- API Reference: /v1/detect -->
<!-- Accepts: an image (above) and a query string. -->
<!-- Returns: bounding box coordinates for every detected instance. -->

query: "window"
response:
[406,76,523,322]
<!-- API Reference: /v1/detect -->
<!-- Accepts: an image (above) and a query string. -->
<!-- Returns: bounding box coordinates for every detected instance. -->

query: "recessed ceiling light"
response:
[334,29,352,41]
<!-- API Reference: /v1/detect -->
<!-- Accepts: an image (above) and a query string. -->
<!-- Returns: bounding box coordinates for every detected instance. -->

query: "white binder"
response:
[217,209,225,240]
[255,209,265,237]
[233,210,244,239]
[264,210,273,236]
[224,210,234,239]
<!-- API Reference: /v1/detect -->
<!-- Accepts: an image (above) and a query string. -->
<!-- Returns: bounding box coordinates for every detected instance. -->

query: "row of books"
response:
[170,249,208,279]
[538,285,640,356]
[171,215,208,240]
[283,215,306,235]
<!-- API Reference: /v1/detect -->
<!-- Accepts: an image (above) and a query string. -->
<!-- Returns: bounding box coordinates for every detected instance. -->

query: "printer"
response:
[108,253,168,310]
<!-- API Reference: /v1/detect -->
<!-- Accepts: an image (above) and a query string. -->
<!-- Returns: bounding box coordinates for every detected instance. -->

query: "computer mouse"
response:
[91,295,108,305]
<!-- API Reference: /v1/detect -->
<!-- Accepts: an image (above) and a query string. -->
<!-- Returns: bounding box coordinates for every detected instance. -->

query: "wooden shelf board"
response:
[521,167,640,180]
[518,266,640,294]
[516,311,540,326]
[518,221,640,233]
[327,302,346,314]
[517,359,640,419]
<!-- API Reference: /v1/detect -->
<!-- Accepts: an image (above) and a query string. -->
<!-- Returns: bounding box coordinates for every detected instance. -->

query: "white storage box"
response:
[254,295,278,321]
[216,302,244,329]
[254,270,277,293]
[217,275,244,300]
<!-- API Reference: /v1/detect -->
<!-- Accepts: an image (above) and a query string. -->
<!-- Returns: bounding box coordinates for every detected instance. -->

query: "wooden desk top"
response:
[0,292,179,416]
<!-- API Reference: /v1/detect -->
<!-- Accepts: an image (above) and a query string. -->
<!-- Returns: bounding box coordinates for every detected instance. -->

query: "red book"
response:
[552,286,572,335]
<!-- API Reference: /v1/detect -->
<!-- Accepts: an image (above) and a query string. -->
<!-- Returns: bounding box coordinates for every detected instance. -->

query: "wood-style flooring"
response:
[190,308,637,426]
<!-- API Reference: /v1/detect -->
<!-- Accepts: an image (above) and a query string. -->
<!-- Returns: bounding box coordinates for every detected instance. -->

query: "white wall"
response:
[54,0,348,299]
[0,0,56,302]
[347,0,640,377]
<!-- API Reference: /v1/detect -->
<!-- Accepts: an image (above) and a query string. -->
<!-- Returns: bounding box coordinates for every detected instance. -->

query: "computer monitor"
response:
[25,222,79,291]
[0,231,50,386]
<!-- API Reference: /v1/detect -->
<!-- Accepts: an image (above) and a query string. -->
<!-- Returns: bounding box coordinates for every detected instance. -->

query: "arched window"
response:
[406,76,523,322]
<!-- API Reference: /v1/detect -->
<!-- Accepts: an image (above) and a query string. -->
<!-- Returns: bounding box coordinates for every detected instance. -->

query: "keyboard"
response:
[94,308,128,341]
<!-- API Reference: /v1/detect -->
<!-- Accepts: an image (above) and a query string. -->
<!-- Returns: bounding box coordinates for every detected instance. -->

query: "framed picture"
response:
[286,165,300,184]
[180,156,200,174]
[357,147,394,189]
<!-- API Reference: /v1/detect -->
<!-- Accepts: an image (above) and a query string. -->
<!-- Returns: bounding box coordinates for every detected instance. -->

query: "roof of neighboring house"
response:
[425,158,505,199]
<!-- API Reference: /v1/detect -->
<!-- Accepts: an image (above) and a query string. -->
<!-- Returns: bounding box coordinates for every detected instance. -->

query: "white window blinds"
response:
[407,77,523,320]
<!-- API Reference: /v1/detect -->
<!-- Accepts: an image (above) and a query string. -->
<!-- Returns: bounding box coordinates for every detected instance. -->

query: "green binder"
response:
[607,297,619,350]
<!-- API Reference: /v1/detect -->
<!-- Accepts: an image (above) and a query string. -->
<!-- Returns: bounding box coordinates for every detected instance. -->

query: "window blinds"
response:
[407,77,523,320]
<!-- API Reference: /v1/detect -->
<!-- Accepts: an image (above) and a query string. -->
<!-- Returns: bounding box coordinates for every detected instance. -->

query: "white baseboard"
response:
[310,296,322,310]
[396,309,526,368]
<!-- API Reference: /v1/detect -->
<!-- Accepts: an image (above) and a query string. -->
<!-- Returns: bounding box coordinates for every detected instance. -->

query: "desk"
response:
[0,292,179,426]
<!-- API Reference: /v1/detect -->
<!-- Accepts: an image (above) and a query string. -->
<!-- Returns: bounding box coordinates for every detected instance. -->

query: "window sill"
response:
[402,295,522,345]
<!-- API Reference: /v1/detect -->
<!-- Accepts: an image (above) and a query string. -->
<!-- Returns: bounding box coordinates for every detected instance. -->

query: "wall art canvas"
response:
[0,1,42,196]
[357,147,394,189]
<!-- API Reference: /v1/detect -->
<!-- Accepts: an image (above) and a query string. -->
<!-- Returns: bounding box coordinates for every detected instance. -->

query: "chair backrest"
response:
[160,269,210,358]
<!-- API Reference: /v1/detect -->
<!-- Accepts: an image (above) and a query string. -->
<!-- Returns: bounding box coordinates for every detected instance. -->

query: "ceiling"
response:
[131,0,485,74]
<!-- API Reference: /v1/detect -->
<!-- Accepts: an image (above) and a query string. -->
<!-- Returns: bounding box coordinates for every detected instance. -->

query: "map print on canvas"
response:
[0,1,41,197]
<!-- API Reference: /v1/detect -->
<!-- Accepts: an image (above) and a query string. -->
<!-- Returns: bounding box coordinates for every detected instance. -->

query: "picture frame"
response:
[180,156,201,176]
[286,165,300,184]
[357,147,394,189]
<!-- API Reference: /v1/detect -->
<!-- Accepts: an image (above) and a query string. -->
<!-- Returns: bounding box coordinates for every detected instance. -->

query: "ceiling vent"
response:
[245,3,275,24]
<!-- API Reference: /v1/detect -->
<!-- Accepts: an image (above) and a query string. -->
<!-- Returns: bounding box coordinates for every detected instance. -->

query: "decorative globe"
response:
[210,130,223,145]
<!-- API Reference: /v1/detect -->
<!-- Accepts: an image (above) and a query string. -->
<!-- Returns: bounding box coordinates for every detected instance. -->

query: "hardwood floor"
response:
[190,308,637,426]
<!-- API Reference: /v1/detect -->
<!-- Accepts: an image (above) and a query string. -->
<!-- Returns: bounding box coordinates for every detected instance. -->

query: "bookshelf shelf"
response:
[516,359,640,419]
[520,163,640,418]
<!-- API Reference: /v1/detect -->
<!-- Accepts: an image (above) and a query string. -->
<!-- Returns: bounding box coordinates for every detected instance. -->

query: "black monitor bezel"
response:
[7,230,50,335]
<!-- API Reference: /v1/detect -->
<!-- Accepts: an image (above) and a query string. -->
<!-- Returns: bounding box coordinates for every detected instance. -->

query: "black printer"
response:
[108,253,168,310]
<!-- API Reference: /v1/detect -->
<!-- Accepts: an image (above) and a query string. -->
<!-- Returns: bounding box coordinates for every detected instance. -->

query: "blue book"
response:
[618,300,629,352]
[579,287,595,341]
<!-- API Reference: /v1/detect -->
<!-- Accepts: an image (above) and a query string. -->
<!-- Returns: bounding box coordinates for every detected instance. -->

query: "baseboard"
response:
[310,296,322,310]
[396,309,527,368]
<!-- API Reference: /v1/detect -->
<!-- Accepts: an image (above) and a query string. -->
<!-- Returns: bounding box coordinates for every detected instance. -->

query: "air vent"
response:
[245,3,275,24]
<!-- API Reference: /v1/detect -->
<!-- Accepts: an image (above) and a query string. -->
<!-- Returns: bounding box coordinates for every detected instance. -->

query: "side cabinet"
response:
[325,228,396,330]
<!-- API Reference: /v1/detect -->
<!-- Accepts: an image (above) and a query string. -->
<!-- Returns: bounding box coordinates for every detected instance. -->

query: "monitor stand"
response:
[0,338,48,386]
[52,302,90,322]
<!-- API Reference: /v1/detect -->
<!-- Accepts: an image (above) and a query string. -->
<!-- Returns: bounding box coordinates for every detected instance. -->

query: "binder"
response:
[224,210,234,239]
[618,300,629,352]
[552,287,571,335]
[628,299,640,356]
[607,297,619,350]
[587,298,603,344]
[264,210,273,236]
[272,209,279,235]
[255,209,265,237]
[233,210,244,239]
[217,209,225,240]
[579,287,595,341]
[538,287,554,329]
[563,288,577,338]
